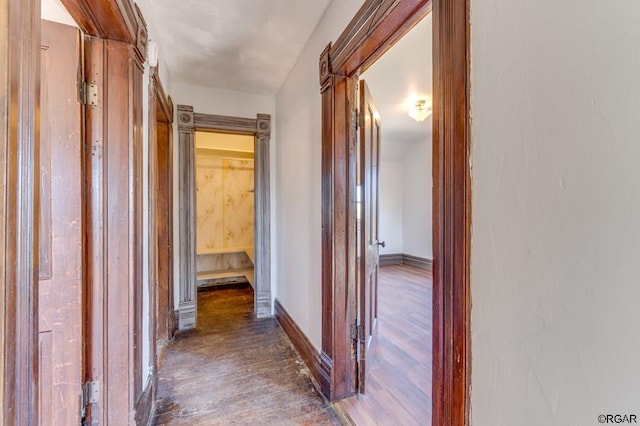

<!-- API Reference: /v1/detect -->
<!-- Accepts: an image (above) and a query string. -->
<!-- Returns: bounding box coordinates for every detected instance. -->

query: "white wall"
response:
[275,0,365,350]
[402,138,432,259]
[471,1,640,424]
[379,161,404,255]
[41,0,76,26]
[171,82,277,308]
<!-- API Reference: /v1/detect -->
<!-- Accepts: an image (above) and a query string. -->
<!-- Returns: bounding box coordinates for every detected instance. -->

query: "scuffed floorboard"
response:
[152,284,343,425]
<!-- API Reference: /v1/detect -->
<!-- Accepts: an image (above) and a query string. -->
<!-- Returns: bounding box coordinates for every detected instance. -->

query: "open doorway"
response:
[194,131,256,294]
[319,0,471,424]
[176,108,272,330]
[339,14,433,424]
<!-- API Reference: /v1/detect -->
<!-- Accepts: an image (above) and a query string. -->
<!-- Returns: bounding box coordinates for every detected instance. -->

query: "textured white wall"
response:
[275,0,365,350]
[471,1,640,424]
[379,161,404,255]
[402,138,432,259]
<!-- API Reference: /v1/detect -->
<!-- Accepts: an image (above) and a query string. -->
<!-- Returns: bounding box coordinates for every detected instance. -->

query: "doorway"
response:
[176,108,272,330]
[340,13,434,423]
[319,0,471,424]
[194,131,256,292]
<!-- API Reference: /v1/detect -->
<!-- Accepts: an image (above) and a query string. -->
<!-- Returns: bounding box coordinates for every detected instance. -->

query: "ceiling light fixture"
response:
[409,99,432,122]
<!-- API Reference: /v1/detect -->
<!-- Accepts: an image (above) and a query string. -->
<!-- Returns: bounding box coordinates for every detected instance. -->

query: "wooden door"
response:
[154,110,174,341]
[38,20,84,425]
[357,79,381,394]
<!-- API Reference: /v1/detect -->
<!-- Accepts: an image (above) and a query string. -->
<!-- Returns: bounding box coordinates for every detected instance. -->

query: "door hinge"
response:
[350,323,365,341]
[81,380,99,419]
[79,81,98,106]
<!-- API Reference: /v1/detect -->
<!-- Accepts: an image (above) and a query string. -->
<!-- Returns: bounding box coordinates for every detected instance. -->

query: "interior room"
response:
[195,131,256,291]
[337,14,434,424]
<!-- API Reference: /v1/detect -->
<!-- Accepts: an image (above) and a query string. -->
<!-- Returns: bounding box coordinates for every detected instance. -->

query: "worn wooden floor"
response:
[152,284,343,425]
[338,265,432,426]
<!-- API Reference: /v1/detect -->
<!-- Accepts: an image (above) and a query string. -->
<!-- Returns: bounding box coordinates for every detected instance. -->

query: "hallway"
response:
[153,285,343,425]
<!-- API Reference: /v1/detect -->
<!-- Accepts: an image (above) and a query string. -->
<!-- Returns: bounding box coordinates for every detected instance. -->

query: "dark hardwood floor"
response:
[338,265,432,425]
[153,284,343,425]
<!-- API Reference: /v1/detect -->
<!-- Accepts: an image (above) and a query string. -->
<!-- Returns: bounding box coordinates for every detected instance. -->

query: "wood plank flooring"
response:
[152,284,343,425]
[338,265,432,426]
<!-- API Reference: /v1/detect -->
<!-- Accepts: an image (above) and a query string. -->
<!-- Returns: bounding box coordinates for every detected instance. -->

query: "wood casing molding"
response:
[150,65,174,347]
[60,0,148,61]
[0,0,41,423]
[432,0,471,423]
[319,0,471,424]
[83,36,146,424]
[176,105,197,330]
[152,66,174,124]
[177,106,272,330]
[274,299,321,389]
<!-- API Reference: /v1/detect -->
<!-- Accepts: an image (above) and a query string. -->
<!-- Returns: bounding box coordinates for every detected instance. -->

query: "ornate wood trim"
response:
[329,0,431,76]
[0,0,41,423]
[176,105,197,330]
[59,0,147,60]
[177,105,273,328]
[432,0,471,424]
[319,0,471,424]
[253,114,272,318]
[193,113,256,134]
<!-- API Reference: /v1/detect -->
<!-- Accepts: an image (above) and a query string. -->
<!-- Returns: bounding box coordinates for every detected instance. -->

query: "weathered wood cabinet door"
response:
[38,20,84,425]
[357,79,381,394]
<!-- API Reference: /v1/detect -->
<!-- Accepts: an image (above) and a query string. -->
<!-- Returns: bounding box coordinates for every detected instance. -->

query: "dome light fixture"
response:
[408,99,432,122]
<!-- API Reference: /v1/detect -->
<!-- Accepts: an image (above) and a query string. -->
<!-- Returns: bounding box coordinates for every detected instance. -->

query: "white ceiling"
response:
[361,14,432,162]
[138,0,332,96]
[42,0,431,162]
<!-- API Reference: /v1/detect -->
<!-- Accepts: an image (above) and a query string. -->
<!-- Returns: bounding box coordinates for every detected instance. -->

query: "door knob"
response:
[376,240,386,248]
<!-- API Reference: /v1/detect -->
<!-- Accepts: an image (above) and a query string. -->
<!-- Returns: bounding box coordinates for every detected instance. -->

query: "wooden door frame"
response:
[0,0,41,423]
[319,0,471,424]
[150,67,175,343]
[58,0,150,422]
[177,106,272,330]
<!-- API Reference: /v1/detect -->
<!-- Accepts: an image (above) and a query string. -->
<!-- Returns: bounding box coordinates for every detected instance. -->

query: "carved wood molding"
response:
[432,0,471,424]
[256,114,271,137]
[61,0,147,60]
[193,113,256,134]
[1,0,40,423]
[319,43,332,85]
[177,105,194,132]
[327,0,431,76]
[176,106,273,325]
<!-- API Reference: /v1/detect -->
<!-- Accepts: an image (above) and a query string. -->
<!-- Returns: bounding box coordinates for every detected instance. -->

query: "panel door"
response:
[38,20,83,425]
[358,79,381,394]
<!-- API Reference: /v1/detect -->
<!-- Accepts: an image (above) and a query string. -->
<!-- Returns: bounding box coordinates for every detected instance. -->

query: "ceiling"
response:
[137,0,332,96]
[361,14,432,162]
[42,0,431,162]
